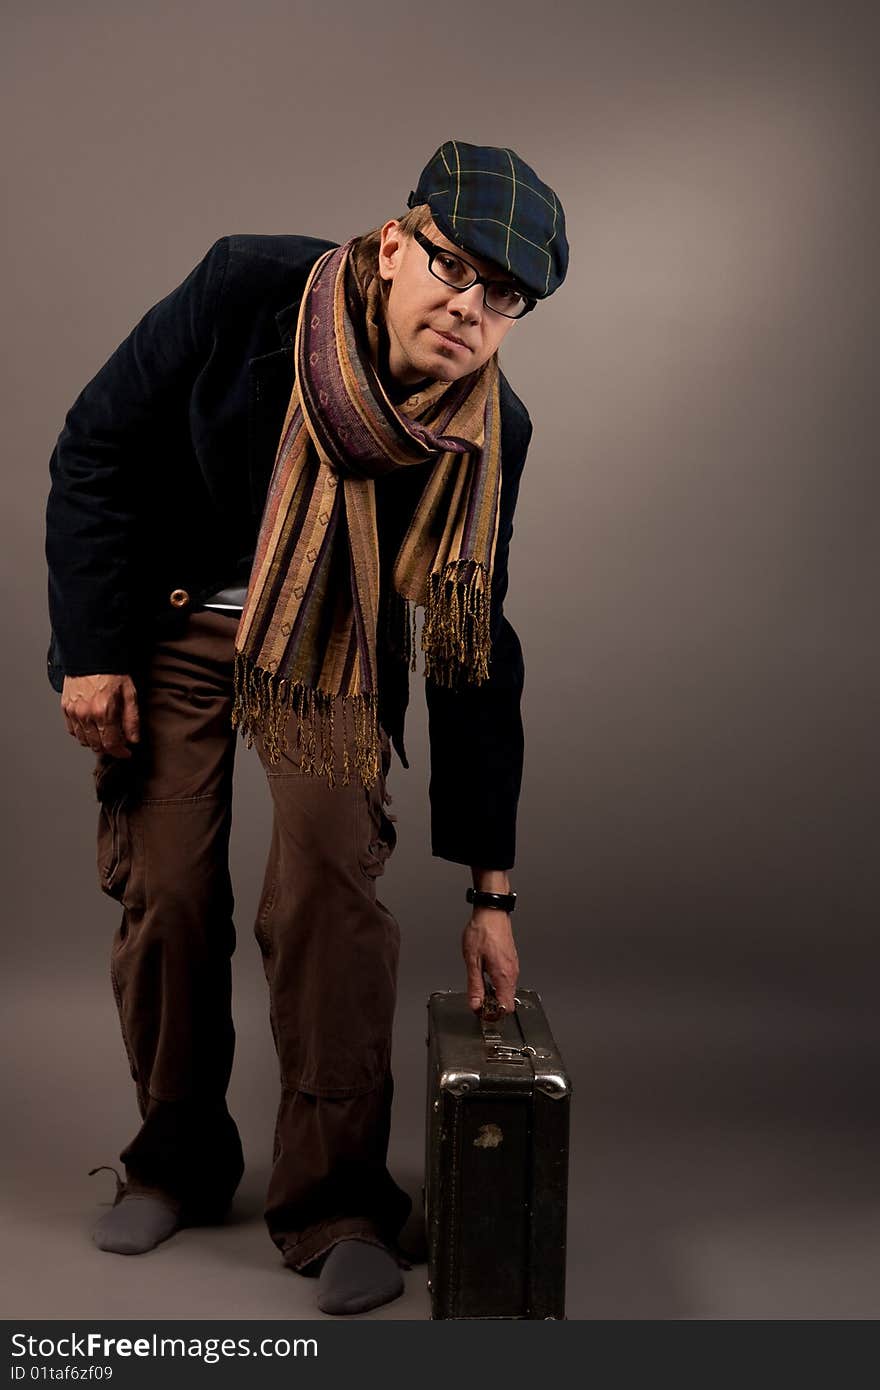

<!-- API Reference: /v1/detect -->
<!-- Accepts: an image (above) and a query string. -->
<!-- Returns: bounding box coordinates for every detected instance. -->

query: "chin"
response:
[410,332,478,384]
[429,363,463,383]
[423,351,472,383]
[403,357,453,386]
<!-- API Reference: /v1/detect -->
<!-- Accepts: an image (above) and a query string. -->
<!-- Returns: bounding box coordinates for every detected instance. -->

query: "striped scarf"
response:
[231,235,503,790]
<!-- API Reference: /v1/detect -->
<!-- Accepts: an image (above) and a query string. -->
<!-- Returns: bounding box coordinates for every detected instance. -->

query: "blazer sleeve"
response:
[45,237,230,676]
[425,410,532,870]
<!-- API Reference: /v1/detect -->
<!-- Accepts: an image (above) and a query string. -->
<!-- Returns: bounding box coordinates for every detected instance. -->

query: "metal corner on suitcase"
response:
[532,1067,571,1100]
[438,1068,482,1096]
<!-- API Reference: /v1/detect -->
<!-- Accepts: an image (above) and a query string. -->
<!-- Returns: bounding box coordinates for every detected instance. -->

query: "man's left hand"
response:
[462,909,519,1016]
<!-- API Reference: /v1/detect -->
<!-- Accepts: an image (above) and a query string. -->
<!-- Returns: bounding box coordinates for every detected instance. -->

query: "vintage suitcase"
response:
[424,987,571,1319]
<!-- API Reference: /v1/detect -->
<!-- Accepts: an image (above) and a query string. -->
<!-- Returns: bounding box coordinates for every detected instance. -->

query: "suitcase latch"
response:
[486,1043,538,1063]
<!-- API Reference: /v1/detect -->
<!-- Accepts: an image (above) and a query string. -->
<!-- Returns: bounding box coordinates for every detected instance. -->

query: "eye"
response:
[434,252,472,286]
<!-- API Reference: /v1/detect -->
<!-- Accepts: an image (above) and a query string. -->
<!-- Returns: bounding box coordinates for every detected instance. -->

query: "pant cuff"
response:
[280,1217,412,1275]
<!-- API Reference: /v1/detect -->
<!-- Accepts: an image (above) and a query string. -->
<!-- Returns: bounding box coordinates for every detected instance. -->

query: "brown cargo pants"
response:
[92,609,412,1272]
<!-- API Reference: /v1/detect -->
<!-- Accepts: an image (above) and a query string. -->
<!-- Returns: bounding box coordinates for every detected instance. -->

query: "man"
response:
[46,140,569,1315]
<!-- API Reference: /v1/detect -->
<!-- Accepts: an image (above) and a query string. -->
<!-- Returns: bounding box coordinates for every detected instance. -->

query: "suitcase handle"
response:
[479,974,535,1058]
[479,970,506,1026]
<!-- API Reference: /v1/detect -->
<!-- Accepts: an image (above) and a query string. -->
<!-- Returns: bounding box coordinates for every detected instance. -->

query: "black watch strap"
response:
[466,887,517,913]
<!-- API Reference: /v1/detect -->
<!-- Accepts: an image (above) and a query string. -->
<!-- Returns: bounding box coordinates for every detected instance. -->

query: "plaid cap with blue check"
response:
[406,139,569,301]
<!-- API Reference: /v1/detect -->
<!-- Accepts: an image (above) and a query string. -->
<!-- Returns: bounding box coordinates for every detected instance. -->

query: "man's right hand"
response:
[61,674,140,759]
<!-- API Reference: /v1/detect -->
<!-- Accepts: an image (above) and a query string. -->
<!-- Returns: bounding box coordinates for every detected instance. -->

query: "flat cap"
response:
[407,139,568,299]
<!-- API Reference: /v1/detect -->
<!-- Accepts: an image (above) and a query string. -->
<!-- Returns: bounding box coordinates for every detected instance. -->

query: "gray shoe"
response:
[89,1166,183,1255]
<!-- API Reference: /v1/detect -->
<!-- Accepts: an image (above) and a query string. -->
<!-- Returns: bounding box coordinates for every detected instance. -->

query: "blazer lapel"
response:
[246,298,300,519]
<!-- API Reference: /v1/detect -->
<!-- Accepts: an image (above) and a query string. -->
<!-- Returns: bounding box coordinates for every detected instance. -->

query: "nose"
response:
[447,283,483,326]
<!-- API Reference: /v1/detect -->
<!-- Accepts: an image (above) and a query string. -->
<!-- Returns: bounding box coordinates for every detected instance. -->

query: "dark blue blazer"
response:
[45,235,532,869]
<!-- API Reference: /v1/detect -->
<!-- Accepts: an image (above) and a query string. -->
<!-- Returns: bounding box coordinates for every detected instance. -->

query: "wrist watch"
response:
[466,887,517,913]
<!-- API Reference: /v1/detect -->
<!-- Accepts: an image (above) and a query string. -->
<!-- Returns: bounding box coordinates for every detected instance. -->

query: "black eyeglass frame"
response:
[412,229,537,319]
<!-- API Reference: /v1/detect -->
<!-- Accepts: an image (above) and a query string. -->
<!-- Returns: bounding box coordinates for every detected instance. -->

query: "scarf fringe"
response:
[231,560,490,788]
[231,651,380,790]
[421,561,492,689]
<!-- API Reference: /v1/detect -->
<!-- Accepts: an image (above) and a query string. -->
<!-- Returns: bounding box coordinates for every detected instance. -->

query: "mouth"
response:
[432,329,470,352]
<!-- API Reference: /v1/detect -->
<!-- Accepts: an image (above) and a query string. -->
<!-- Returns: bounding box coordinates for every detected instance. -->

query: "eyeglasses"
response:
[413,229,536,319]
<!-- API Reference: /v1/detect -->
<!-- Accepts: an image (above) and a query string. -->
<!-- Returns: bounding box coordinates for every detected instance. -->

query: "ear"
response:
[377,219,406,283]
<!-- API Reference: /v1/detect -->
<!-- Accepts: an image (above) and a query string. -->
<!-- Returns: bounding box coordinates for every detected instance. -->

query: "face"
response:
[377,216,521,387]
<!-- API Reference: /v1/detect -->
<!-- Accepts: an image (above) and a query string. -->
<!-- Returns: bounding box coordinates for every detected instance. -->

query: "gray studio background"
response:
[3,0,877,1320]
